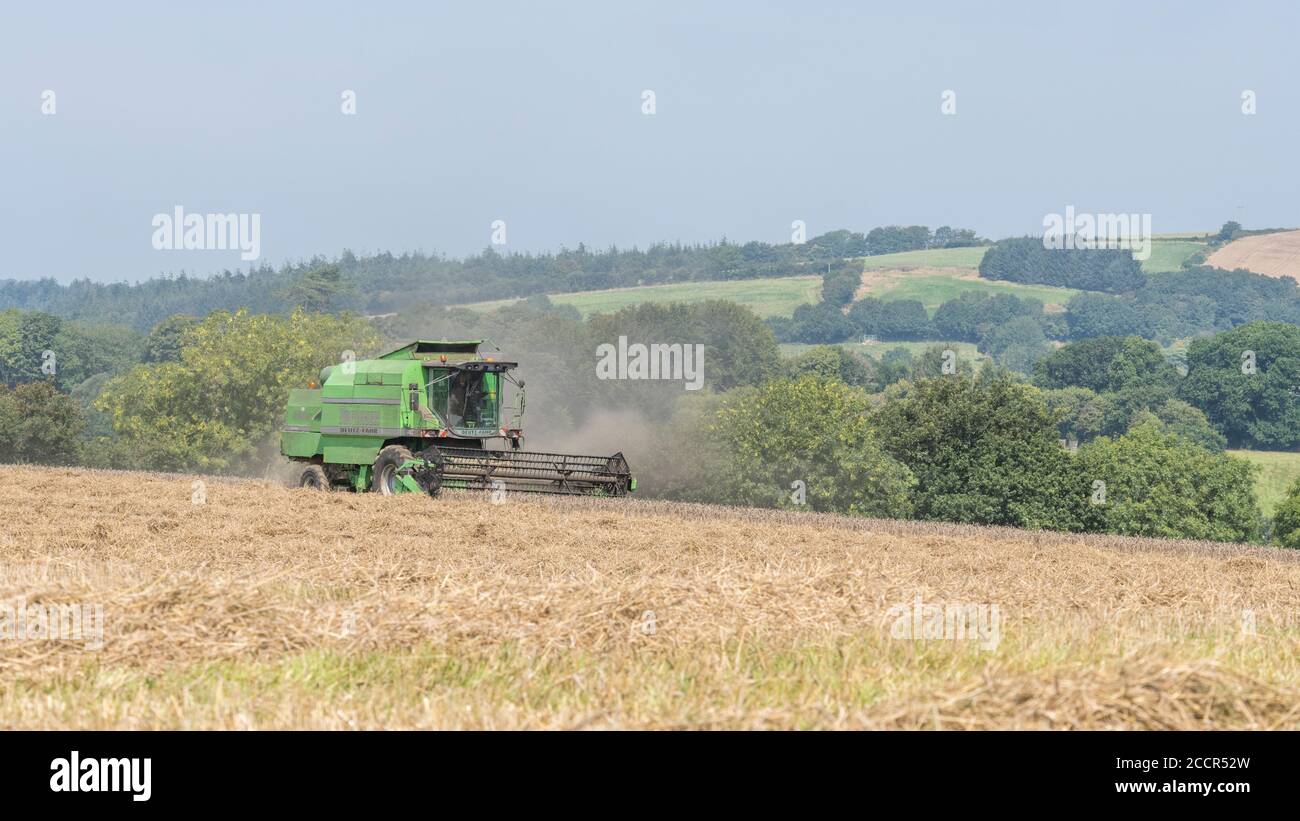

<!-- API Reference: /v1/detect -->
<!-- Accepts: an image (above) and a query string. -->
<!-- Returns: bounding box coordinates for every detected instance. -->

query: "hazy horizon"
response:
[4,1,1298,284]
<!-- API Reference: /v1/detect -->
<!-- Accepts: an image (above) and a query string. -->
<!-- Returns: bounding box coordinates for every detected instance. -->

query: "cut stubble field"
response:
[3,465,1300,730]
[1206,230,1300,279]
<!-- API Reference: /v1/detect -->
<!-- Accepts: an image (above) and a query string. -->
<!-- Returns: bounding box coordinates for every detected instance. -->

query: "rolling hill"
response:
[455,247,1084,319]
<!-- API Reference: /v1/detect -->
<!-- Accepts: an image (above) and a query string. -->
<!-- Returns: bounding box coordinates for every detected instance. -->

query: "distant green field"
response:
[859,246,988,270]
[1227,450,1300,515]
[1142,240,1204,273]
[461,275,823,319]
[781,340,987,365]
[856,246,1076,310]
[862,273,1079,312]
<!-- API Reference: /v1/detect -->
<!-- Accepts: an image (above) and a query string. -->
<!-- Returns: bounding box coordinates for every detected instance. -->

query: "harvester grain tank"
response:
[280,340,634,497]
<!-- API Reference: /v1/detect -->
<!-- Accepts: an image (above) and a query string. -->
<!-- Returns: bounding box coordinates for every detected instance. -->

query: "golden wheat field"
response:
[3,464,1300,730]
[1205,229,1300,278]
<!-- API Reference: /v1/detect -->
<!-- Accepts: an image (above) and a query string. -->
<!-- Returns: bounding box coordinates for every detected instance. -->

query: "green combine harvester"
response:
[280,340,634,497]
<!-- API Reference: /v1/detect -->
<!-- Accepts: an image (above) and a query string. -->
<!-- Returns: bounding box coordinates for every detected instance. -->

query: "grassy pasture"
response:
[1228,450,1300,515]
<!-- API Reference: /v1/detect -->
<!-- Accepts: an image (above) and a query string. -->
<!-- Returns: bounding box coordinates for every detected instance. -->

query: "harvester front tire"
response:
[373,445,415,495]
[299,465,330,491]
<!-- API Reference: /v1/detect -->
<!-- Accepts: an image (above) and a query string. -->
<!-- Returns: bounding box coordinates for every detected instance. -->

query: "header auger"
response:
[280,340,635,498]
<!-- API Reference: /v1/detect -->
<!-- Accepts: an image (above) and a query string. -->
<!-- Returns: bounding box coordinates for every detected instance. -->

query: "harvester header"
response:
[280,341,634,498]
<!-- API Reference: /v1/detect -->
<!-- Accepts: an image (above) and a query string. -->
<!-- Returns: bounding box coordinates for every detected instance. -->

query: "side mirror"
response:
[409,384,420,411]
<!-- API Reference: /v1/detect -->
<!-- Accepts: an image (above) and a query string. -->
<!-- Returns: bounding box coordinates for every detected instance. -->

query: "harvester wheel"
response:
[298,465,330,491]
[373,445,415,495]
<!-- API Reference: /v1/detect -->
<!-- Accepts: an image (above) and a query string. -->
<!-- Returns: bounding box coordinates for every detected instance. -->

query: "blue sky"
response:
[2,1,1298,282]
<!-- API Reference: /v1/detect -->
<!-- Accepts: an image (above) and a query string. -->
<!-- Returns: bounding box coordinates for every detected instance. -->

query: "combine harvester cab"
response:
[280,340,634,498]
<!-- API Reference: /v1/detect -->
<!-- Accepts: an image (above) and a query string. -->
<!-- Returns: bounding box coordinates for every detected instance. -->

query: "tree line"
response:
[978,236,1146,293]
[0,224,984,331]
[1,296,1295,546]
